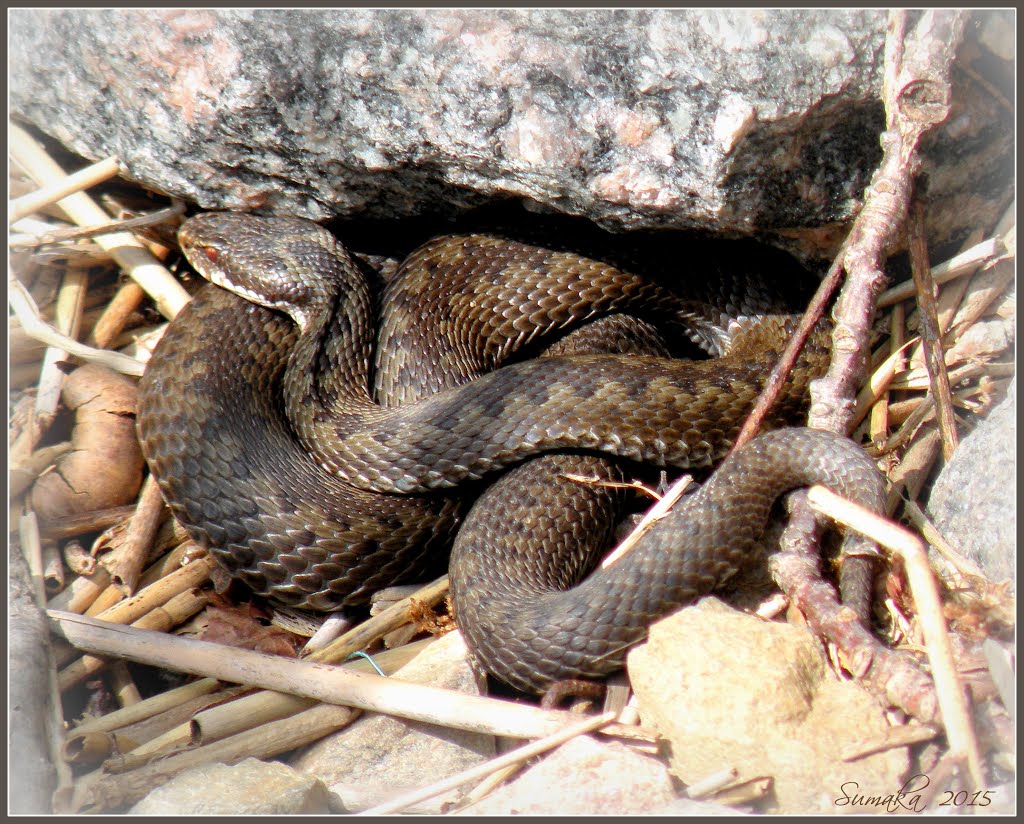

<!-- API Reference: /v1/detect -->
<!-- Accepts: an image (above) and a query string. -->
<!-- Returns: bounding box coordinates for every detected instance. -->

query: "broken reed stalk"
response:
[86,542,206,617]
[906,198,959,460]
[107,475,167,596]
[42,541,66,594]
[36,263,89,417]
[48,611,636,743]
[69,678,225,737]
[806,485,984,791]
[64,685,251,769]
[308,575,450,665]
[59,588,210,690]
[87,280,146,349]
[106,639,435,774]
[9,154,121,224]
[107,660,142,707]
[9,122,191,320]
[61,703,359,814]
[90,552,214,626]
[360,710,619,816]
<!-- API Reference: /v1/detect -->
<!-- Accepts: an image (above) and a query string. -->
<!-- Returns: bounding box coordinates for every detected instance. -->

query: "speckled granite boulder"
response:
[8,9,1013,254]
[927,380,1016,587]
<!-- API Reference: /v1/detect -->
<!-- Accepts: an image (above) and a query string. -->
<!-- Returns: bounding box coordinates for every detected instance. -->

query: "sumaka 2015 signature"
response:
[835,774,995,813]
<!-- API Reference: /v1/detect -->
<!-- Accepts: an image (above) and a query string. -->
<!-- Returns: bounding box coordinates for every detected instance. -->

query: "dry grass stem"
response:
[562,471,663,500]
[806,485,984,790]
[842,724,939,761]
[850,337,920,430]
[360,710,618,816]
[458,762,525,810]
[8,272,146,377]
[9,122,190,319]
[601,475,693,568]
[9,155,120,224]
[876,236,1004,308]
[901,500,988,581]
[107,475,166,596]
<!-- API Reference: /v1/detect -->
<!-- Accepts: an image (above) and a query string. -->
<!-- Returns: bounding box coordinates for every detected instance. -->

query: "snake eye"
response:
[203,247,219,263]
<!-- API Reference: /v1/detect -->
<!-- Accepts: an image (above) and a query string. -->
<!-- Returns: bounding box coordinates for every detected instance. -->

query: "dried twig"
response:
[806,485,984,790]
[770,492,938,723]
[814,9,968,435]
[907,198,959,460]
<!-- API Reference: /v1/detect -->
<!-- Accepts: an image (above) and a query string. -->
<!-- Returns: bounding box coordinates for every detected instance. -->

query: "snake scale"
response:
[137,213,884,693]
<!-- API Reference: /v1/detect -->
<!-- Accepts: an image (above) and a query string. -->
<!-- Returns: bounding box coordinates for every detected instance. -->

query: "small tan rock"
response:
[129,758,330,815]
[628,598,909,814]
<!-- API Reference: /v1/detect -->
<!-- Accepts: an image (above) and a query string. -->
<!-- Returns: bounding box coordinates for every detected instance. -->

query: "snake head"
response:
[178,212,351,330]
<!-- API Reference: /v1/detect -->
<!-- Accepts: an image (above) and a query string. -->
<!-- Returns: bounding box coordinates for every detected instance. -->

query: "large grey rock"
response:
[927,379,1016,587]
[8,9,1013,255]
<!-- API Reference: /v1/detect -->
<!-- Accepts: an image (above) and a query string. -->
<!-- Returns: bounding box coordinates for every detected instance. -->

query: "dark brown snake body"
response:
[137,213,884,693]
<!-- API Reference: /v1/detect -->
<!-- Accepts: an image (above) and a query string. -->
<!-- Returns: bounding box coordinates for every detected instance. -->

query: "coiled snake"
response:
[137,213,884,693]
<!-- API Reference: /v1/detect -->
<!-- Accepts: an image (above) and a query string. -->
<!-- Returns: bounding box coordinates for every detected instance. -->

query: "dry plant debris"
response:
[7,11,1015,814]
